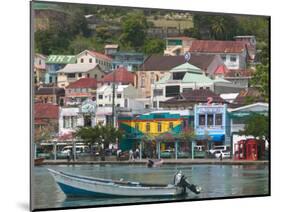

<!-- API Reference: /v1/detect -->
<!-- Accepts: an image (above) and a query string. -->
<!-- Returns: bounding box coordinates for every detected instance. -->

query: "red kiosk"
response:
[234,139,265,160]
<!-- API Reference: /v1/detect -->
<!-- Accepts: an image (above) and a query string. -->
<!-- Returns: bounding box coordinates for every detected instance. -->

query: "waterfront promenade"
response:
[41,159,269,166]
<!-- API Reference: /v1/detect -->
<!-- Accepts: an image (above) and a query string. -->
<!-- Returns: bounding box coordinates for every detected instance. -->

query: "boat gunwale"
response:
[48,169,176,189]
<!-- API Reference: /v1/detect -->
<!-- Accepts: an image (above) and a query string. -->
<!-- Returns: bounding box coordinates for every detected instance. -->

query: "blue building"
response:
[110,52,145,71]
[194,104,230,149]
[45,55,76,84]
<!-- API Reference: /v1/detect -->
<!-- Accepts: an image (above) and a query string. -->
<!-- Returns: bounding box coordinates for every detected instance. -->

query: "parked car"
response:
[207,145,230,154]
[160,150,174,158]
[213,150,231,159]
[57,145,90,159]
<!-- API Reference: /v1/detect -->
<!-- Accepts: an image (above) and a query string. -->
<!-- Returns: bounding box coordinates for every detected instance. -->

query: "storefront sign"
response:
[197,107,224,114]
[81,99,96,113]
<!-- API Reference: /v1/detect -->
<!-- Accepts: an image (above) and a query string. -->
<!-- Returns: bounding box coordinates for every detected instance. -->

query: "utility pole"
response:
[111,69,116,127]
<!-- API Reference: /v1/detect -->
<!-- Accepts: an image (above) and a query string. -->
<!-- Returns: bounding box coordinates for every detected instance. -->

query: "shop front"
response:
[194,104,229,151]
[118,111,194,159]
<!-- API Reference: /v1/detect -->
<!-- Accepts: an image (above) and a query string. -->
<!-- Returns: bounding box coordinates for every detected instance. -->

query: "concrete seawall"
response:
[40,159,269,166]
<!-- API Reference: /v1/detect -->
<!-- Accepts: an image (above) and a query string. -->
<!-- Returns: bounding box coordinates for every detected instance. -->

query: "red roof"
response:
[88,50,112,61]
[102,67,134,84]
[189,40,247,53]
[214,65,229,75]
[66,78,98,89]
[224,69,254,78]
[34,103,59,119]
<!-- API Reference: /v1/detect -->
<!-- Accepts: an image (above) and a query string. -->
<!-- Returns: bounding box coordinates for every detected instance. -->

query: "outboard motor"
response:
[174,171,202,195]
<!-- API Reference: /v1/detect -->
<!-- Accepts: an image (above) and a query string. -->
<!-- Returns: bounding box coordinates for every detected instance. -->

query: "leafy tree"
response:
[68,36,94,54]
[34,120,58,144]
[75,125,123,149]
[193,14,239,40]
[251,64,269,102]
[239,113,269,141]
[120,13,148,50]
[143,38,165,55]
[179,129,196,142]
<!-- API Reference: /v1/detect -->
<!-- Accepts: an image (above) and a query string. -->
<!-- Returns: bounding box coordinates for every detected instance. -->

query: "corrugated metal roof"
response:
[190,40,247,53]
[57,63,99,73]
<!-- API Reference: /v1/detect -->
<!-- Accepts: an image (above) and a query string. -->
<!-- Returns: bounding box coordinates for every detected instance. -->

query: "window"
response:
[82,88,87,92]
[207,114,214,127]
[117,94,122,98]
[169,122,173,130]
[98,104,103,107]
[98,95,103,99]
[71,116,77,128]
[78,73,82,77]
[146,123,150,132]
[80,58,84,63]
[182,88,192,93]
[141,77,145,88]
[116,104,120,107]
[124,99,128,107]
[199,87,204,90]
[230,55,237,62]
[39,59,41,65]
[199,114,205,126]
[172,72,185,80]
[166,85,180,97]
[153,101,157,108]
[206,87,210,90]
[89,58,92,63]
[87,74,90,78]
[94,74,97,79]
[157,122,162,132]
[215,114,222,126]
[49,76,52,83]
[221,55,226,61]
[67,73,76,78]
[150,73,154,84]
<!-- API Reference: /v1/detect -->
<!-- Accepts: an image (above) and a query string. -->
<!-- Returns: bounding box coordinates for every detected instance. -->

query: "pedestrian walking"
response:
[129,149,134,161]
[219,152,223,161]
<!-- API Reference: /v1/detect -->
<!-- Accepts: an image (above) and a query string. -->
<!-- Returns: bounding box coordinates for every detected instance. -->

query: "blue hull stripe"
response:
[57,182,117,197]
[57,182,184,198]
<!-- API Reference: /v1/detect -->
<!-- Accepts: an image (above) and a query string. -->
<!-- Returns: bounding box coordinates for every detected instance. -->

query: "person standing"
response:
[129,149,134,161]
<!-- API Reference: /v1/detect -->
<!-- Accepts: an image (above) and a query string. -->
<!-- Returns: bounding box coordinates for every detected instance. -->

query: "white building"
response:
[189,40,249,70]
[76,50,112,72]
[151,62,215,108]
[59,99,97,135]
[96,84,144,125]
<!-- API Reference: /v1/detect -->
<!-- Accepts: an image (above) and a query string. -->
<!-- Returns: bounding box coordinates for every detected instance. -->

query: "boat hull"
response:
[48,169,185,197]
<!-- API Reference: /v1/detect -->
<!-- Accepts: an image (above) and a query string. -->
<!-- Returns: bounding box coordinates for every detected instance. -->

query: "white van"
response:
[208,145,230,154]
[61,145,89,154]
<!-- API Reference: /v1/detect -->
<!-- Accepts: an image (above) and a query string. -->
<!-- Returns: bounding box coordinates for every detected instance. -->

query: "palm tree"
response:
[210,17,226,40]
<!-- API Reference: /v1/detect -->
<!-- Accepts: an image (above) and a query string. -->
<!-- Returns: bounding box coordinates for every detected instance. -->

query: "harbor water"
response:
[32,164,269,210]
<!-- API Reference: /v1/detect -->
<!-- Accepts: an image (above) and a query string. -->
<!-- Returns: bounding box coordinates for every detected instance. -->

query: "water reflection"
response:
[32,164,269,210]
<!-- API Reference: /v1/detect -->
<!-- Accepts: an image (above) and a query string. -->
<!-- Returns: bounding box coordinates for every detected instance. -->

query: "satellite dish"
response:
[184,52,191,62]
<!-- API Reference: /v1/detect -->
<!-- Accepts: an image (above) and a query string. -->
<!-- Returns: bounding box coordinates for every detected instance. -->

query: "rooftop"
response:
[87,50,112,61]
[66,78,98,89]
[164,89,225,104]
[188,54,217,71]
[34,103,59,119]
[102,67,134,84]
[224,69,254,78]
[189,40,247,54]
[57,63,100,73]
[140,55,185,71]
[35,87,65,95]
